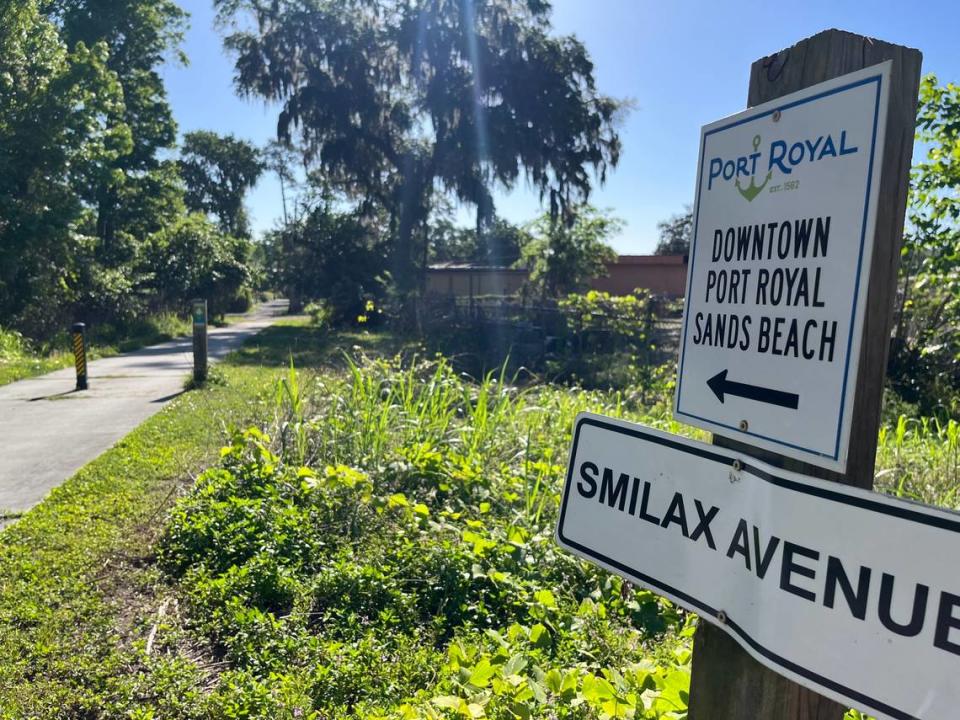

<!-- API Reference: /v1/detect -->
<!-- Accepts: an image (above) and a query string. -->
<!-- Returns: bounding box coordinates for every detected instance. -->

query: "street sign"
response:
[674,62,892,471]
[557,412,960,720]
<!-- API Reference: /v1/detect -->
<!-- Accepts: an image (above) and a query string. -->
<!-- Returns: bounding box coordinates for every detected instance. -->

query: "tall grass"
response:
[0,326,27,359]
[156,349,957,719]
[876,414,960,508]
[0,326,71,386]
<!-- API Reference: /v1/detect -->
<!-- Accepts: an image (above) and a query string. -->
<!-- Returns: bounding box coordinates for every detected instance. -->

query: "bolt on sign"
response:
[674,62,892,471]
[556,413,960,720]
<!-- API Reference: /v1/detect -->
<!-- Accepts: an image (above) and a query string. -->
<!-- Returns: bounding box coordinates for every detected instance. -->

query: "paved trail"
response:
[0,300,287,512]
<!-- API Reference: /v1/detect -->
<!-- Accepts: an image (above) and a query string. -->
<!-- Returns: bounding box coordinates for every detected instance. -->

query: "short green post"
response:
[71,322,88,390]
[192,299,208,385]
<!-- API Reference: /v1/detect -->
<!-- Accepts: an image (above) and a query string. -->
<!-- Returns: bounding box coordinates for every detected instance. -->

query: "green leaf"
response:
[432,695,463,710]
[502,653,527,678]
[533,589,556,607]
[529,679,547,704]
[528,624,550,648]
[544,668,563,693]
[467,659,496,689]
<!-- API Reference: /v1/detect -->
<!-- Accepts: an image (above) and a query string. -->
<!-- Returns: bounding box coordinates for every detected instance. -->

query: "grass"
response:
[105,312,194,354]
[0,362,281,718]
[0,312,193,387]
[875,412,960,505]
[229,317,416,369]
[0,320,956,719]
[0,353,70,387]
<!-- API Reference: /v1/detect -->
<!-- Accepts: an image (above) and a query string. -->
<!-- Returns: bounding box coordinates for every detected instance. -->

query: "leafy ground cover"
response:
[0,321,956,719]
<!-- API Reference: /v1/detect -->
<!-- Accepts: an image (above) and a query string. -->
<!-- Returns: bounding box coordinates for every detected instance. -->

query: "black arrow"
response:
[706,369,799,410]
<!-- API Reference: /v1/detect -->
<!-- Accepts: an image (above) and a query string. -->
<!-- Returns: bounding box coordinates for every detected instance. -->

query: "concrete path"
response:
[0,300,288,513]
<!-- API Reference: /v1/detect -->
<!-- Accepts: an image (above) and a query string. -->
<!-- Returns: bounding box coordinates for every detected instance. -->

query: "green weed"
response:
[157,346,960,719]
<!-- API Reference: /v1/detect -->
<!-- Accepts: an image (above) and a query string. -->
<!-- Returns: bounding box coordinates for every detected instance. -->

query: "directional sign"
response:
[674,63,892,471]
[557,412,960,720]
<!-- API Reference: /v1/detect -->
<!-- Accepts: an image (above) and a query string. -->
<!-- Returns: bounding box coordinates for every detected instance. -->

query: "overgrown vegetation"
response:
[149,342,959,719]
[156,351,694,719]
[890,75,960,414]
[0,322,957,717]
[418,287,676,393]
[553,289,671,392]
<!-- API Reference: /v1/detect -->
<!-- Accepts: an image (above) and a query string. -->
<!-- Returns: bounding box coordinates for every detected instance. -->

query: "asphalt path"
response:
[0,300,287,513]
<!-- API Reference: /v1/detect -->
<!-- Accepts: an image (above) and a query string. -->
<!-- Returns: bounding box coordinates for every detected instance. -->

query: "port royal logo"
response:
[706,131,860,202]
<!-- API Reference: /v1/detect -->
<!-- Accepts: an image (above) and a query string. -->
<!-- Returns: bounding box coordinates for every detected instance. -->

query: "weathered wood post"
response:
[686,29,922,720]
[192,298,208,385]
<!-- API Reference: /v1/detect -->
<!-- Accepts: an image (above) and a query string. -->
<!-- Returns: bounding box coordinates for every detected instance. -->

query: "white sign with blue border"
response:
[674,62,891,471]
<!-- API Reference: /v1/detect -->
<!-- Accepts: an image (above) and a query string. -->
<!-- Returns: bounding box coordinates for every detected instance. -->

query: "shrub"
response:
[0,326,28,360]
[304,301,333,330]
[146,213,253,319]
[552,289,669,393]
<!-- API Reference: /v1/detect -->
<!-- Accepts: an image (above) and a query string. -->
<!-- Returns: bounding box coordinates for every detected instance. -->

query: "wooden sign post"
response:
[192,298,208,385]
[686,29,921,720]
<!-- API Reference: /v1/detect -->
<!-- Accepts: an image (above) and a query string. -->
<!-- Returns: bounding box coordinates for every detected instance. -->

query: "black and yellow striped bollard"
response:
[71,322,88,390]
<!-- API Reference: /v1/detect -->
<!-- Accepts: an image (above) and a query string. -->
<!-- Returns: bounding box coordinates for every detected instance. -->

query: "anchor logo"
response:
[735,135,772,202]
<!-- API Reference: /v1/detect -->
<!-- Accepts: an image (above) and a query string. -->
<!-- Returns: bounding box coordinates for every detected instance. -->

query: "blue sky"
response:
[161,0,960,253]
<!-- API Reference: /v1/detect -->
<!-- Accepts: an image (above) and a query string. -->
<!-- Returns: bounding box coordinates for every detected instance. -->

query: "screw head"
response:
[772,109,782,122]
[732,459,742,472]
[717,610,728,624]
[739,419,749,431]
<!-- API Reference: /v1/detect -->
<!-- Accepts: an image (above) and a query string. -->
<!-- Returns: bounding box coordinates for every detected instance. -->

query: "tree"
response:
[655,206,692,255]
[146,214,253,318]
[430,216,530,266]
[889,75,960,411]
[264,199,388,318]
[263,140,302,226]
[0,0,131,335]
[215,0,623,296]
[47,0,188,252]
[520,206,619,297]
[180,131,264,237]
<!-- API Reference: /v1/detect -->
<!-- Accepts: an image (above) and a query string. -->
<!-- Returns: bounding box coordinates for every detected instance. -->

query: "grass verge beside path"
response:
[0,354,69,388]
[0,322,400,718]
[0,364,281,718]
